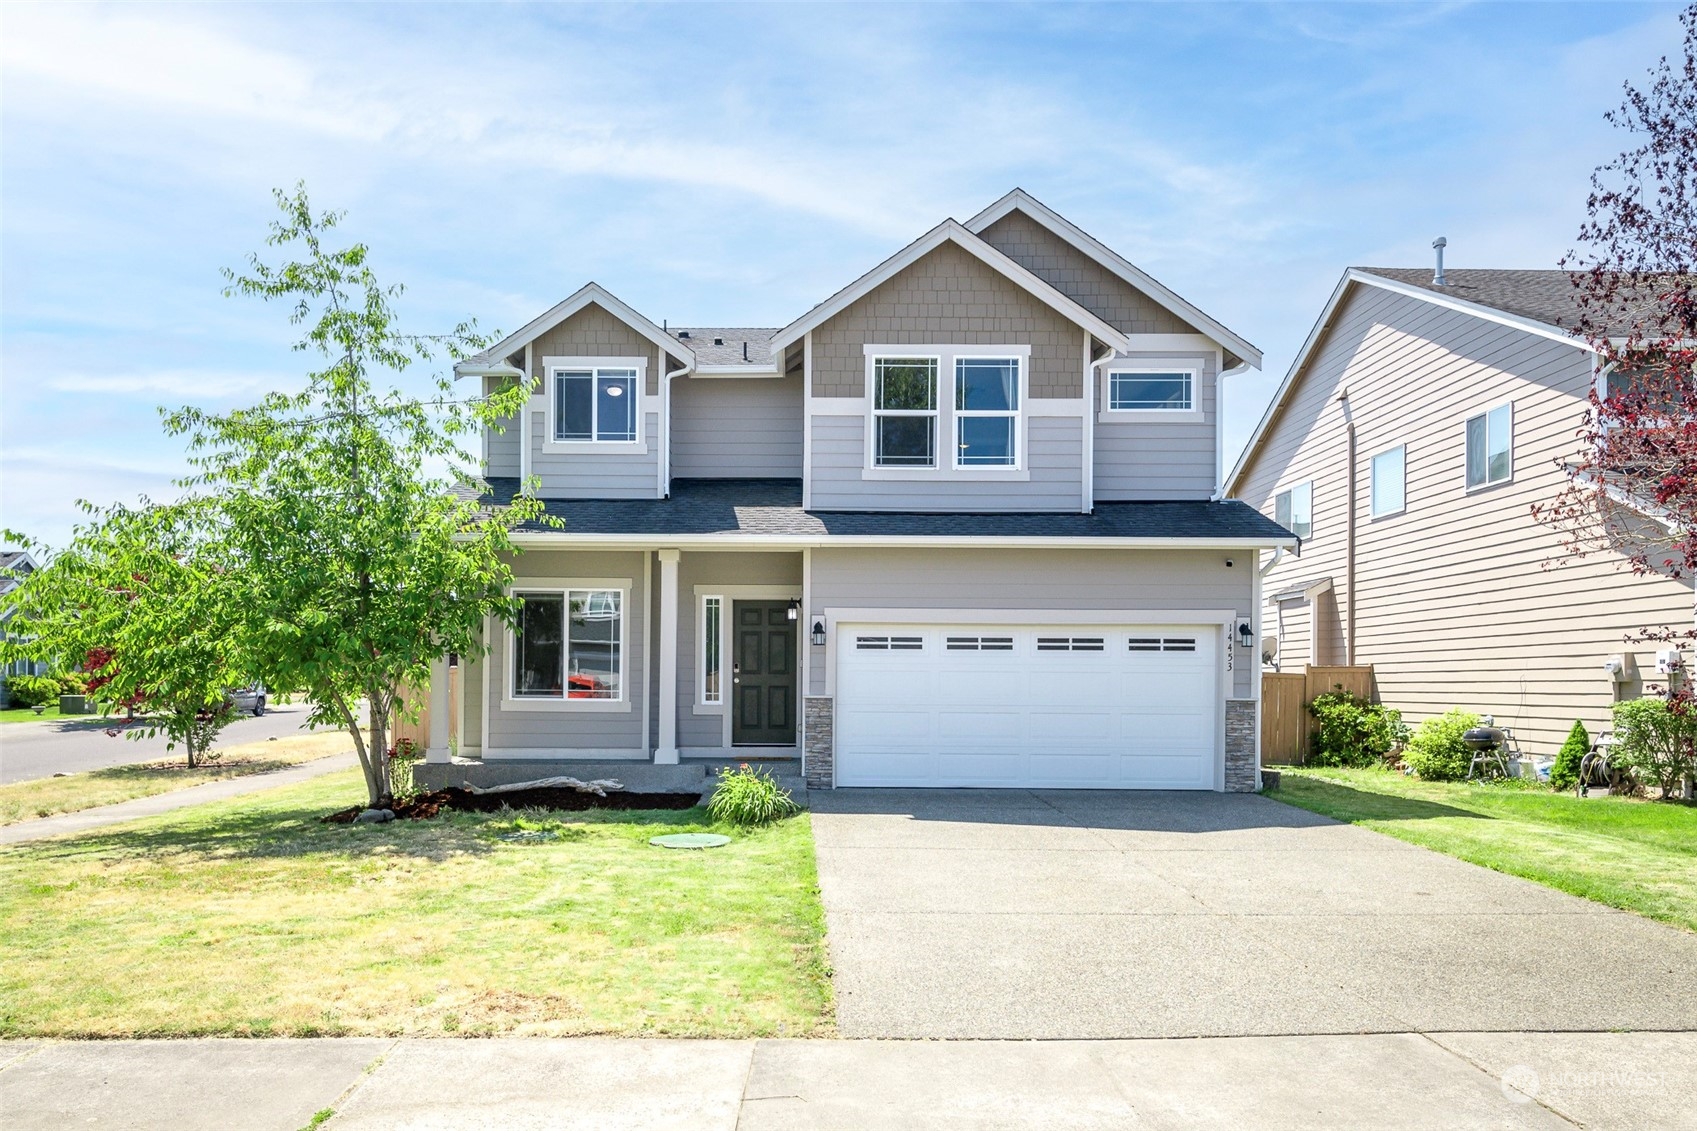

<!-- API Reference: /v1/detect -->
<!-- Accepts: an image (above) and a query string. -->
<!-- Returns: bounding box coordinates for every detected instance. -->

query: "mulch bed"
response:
[323,787,703,823]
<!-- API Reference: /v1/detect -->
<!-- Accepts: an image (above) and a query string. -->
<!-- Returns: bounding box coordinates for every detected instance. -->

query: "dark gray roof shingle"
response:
[1358,268,1630,336]
[474,478,1293,541]
[668,328,778,367]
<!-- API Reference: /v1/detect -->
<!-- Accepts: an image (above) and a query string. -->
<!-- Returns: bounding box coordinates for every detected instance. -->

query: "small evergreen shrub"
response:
[708,764,799,826]
[1403,708,1482,781]
[7,674,61,709]
[1307,691,1408,768]
[1611,697,1697,800]
[1549,719,1591,792]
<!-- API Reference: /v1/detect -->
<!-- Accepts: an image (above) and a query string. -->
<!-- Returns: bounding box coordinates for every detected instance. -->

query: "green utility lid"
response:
[649,833,731,850]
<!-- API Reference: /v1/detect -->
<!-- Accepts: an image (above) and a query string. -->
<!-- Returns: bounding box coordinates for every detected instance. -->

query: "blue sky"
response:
[0,1,1682,548]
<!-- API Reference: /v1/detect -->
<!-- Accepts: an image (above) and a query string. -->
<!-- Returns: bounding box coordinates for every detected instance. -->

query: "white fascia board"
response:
[1223,268,1596,496]
[454,362,526,379]
[965,189,1263,369]
[453,282,695,380]
[506,532,1298,550]
[766,219,1132,361]
[692,365,783,377]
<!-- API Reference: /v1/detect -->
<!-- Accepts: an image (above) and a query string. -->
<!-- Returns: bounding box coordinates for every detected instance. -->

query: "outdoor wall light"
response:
[787,598,801,622]
[811,618,827,647]
[1236,621,1254,649]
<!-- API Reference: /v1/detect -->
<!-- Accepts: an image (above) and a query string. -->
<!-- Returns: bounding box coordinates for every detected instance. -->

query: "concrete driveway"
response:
[809,788,1697,1039]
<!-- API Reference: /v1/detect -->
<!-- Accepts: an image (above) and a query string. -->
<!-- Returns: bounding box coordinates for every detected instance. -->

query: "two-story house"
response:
[1227,262,1693,756]
[429,190,1294,792]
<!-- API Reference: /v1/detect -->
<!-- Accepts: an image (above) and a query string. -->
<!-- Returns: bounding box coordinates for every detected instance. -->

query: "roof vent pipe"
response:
[742,341,748,362]
[1432,236,1448,286]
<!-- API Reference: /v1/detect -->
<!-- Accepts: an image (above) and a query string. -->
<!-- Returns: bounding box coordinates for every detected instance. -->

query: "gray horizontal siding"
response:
[807,546,1254,699]
[531,412,661,499]
[671,374,803,478]
[484,376,521,479]
[809,413,1083,511]
[1094,351,1218,501]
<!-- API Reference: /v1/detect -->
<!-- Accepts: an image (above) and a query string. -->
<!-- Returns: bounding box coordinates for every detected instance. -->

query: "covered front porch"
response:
[414,546,809,783]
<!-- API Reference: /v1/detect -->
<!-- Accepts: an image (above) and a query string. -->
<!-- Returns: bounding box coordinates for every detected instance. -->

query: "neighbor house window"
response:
[553,367,638,443]
[954,357,1020,467]
[512,589,623,700]
[1275,480,1313,540]
[1371,445,1405,516]
[1465,403,1512,489]
[1108,367,1195,411]
[873,357,938,467]
[701,595,723,705]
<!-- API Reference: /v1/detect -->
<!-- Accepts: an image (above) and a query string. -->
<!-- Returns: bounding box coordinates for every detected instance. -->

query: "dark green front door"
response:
[732,600,796,745]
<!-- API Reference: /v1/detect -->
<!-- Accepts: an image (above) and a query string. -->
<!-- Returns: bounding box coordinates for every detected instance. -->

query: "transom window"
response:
[954,357,1020,467]
[1371,445,1406,517]
[553,367,638,443]
[512,589,623,701]
[873,358,938,467]
[1465,403,1512,489]
[1275,480,1313,540]
[1109,367,1195,411]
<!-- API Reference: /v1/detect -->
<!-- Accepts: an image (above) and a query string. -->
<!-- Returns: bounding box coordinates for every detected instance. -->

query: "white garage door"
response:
[835,623,1220,789]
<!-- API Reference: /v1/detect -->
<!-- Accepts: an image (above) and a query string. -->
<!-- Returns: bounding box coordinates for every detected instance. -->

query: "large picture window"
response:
[873,357,938,467]
[553,367,638,443]
[512,589,623,701]
[1274,480,1313,540]
[1465,403,1512,489]
[1108,368,1195,411]
[954,357,1020,467]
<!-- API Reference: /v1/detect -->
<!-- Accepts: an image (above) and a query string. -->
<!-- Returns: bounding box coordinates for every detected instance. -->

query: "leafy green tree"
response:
[1611,697,1697,799]
[163,185,546,807]
[1,503,245,766]
[1549,719,1591,792]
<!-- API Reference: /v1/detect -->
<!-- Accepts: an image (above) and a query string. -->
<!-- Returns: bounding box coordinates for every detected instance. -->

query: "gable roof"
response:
[1223,267,1595,496]
[454,282,693,379]
[670,328,779,369]
[767,219,1133,359]
[966,189,1262,368]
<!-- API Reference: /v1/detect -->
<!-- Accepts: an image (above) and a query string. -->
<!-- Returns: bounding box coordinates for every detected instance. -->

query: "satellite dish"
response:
[1260,636,1279,665]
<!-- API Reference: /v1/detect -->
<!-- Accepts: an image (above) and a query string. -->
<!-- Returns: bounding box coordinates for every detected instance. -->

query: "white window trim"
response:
[691,584,803,743]
[1463,401,1514,493]
[502,578,631,713]
[1100,360,1204,423]
[541,355,649,454]
[697,593,725,710]
[1274,480,1314,541]
[861,344,1031,479]
[1370,444,1407,519]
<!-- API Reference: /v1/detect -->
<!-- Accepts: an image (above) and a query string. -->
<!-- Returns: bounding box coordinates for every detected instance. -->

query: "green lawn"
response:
[0,705,71,724]
[0,768,832,1038]
[1270,767,1697,932]
[0,732,353,825]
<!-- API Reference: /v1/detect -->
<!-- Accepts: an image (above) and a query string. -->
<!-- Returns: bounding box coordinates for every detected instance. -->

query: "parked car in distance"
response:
[227,684,267,716]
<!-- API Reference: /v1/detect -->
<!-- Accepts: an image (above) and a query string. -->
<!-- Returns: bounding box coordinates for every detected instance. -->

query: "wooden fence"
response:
[389,667,459,753]
[1260,665,1376,765]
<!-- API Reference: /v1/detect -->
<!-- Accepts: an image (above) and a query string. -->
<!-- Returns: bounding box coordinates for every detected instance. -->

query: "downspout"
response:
[661,353,694,498]
[1341,391,1357,667]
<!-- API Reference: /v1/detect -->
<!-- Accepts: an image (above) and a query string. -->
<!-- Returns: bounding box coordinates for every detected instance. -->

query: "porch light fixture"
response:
[811,618,826,647]
[1236,620,1254,649]
[787,598,800,622]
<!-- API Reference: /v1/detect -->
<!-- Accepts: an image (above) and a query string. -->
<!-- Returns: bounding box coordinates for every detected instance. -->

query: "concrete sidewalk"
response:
[3,1032,1693,1130]
[0,751,357,844]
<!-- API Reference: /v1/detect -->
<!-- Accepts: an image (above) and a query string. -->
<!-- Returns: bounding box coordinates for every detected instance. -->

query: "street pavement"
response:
[4,1032,1693,1130]
[0,703,335,783]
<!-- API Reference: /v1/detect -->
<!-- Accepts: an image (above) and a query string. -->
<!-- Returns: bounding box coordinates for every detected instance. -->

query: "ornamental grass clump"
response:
[708,764,799,827]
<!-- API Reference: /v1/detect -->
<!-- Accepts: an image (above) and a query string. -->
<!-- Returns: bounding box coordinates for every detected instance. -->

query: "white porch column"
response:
[655,549,681,765]
[425,655,451,764]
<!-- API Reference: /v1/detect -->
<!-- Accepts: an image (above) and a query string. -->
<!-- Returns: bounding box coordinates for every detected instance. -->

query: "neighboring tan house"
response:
[0,549,43,708]
[428,189,1295,792]
[1226,262,1692,756]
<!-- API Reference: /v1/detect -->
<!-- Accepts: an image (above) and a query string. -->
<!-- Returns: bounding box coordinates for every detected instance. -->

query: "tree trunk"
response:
[367,690,391,806]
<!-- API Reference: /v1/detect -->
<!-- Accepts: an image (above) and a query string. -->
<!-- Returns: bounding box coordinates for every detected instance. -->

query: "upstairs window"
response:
[1275,480,1313,540]
[873,357,938,467]
[553,367,638,443]
[1371,445,1406,517]
[954,357,1020,468]
[1465,403,1512,489]
[1109,367,1195,411]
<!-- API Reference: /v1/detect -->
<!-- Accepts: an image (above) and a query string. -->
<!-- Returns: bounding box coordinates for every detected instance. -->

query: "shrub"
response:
[708,764,799,826]
[1549,719,1591,792]
[1610,697,1697,800]
[55,671,89,696]
[386,738,421,799]
[1307,691,1408,768]
[1403,708,1482,781]
[7,674,61,709]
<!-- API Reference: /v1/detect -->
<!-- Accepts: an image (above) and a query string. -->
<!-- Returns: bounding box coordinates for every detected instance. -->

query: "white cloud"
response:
[43,369,295,400]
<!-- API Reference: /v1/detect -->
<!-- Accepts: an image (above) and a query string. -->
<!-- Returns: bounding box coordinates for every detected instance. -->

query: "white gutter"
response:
[505,532,1299,551]
[1259,547,1284,575]
[660,355,695,496]
[454,362,525,380]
